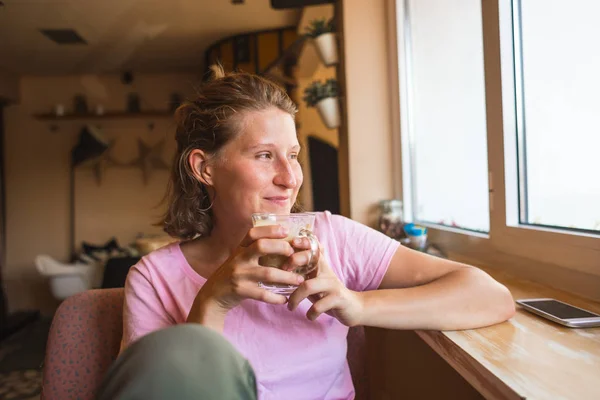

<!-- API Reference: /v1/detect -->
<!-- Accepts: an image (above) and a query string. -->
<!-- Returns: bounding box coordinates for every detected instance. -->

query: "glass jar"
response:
[378,199,404,239]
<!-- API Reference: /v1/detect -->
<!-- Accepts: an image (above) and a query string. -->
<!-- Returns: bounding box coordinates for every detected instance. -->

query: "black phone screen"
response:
[524,300,599,319]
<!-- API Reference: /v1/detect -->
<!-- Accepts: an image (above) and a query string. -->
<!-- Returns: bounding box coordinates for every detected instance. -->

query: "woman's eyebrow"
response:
[245,143,275,151]
[245,143,300,151]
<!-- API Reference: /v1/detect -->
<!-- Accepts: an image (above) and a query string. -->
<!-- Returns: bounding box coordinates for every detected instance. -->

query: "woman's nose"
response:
[274,159,297,188]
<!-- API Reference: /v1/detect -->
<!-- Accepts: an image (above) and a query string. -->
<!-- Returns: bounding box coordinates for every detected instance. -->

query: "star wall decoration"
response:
[130,138,170,185]
[76,137,170,185]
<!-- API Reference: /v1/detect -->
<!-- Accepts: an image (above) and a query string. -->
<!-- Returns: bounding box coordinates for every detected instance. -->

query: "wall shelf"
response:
[34,111,174,121]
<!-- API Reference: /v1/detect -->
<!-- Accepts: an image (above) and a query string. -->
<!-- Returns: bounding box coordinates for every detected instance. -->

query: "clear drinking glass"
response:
[251,213,319,295]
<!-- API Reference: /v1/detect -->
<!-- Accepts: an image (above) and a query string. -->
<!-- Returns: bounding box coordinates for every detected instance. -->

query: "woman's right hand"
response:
[187,225,305,330]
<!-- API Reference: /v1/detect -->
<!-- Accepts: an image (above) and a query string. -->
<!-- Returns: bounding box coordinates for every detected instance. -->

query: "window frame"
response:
[392,0,600,277]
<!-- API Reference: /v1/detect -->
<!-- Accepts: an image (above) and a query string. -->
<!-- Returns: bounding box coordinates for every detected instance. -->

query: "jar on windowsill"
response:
[378,199,404,240]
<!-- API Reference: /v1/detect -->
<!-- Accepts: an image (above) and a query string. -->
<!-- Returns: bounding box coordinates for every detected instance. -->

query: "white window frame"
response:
[391,0,600,277]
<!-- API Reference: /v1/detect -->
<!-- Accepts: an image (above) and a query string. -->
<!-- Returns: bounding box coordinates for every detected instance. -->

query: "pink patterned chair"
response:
[42,289,124,400]
[42,288,370,399]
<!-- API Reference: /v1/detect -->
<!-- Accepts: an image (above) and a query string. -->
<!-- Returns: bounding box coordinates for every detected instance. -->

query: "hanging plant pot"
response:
[304,79,340,128]
[314,32,338,66]
[316,97,340,129]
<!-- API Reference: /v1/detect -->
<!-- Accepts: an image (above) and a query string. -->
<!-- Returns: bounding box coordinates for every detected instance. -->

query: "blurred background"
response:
[0,2,346,397]
[0,0,342,316]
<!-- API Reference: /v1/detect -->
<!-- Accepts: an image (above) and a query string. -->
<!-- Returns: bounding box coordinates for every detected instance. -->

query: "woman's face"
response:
[209,107,303,222]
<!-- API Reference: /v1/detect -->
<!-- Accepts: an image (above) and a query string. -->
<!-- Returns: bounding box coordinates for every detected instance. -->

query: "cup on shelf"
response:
[54,104,65,116]
[403,223,428,251]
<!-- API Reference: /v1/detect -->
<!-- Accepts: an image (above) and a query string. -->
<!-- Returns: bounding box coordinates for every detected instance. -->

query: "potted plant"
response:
[305,18,338,66]
[303,79,340,129]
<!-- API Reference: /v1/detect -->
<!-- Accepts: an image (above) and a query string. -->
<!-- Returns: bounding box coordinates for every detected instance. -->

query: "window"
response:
[400,0,490,233]
[512,0,600,234]
[394,0,600,275]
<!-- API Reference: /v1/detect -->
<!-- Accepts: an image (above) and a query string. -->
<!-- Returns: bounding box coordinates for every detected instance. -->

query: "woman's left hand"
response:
[284,238,364,327]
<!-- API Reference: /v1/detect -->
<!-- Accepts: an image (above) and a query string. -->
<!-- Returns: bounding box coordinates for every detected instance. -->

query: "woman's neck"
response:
[182,216,251,278]
[206,219,250,259]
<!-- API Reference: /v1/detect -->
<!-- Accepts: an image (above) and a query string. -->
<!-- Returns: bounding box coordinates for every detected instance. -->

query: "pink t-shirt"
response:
[121,211,400,400]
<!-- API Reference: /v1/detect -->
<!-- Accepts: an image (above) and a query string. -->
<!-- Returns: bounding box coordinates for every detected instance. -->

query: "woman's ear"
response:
[188,149,214,186]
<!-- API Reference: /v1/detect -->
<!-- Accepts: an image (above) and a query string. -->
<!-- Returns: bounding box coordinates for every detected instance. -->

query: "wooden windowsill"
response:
[417,265,600,400]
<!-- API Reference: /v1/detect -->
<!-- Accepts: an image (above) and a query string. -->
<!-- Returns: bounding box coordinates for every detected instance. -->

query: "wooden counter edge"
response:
[415,330,526,400]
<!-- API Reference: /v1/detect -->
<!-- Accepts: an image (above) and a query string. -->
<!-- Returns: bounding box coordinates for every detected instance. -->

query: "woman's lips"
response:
[264,196,289,206]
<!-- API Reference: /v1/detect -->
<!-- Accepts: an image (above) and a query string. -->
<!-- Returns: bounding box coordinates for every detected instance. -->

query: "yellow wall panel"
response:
[283,29,299,49]
[235,35,256,73]
[258,32,280,72]
[219,41,234,71]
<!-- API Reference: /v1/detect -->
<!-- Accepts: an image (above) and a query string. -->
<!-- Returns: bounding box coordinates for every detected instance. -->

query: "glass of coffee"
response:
[251,213,320,295]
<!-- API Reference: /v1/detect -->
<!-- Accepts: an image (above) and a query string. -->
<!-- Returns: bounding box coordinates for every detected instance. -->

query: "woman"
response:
[98,67,515,400]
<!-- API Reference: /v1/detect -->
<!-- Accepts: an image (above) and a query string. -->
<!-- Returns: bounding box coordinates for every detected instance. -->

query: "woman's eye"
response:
[257,153,271,160]
[290,153,299,160]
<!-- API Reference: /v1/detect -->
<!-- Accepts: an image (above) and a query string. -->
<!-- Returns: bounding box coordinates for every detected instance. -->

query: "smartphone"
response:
[516,298,600,328]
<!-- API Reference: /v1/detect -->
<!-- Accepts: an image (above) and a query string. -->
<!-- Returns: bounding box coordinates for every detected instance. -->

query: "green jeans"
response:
[97,324,257,400]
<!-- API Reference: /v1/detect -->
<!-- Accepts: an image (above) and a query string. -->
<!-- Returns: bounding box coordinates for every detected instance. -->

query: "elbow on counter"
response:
[502,286,517,320]
[469,268,517,328]
[493,281,517,324]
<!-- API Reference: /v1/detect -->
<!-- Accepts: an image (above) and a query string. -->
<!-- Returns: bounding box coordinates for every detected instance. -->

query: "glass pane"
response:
[519,0,600,232]
[407,0,489,232]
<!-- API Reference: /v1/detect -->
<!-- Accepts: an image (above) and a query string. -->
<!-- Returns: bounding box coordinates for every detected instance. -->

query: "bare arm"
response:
[357,246,515,330]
